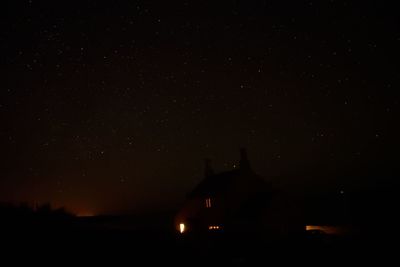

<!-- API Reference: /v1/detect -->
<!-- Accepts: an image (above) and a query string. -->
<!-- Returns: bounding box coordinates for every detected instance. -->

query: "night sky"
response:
[1,1,399,215]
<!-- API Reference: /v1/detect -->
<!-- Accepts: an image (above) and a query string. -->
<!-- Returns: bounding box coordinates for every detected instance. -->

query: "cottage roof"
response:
[188,169,266,198]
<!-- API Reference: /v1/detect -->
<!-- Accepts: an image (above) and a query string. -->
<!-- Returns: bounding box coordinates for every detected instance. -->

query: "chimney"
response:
[204,158,214,177]
[239,148,251,171]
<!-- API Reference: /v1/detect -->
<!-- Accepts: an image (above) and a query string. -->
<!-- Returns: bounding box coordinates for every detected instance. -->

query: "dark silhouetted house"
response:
[175,149,303,239]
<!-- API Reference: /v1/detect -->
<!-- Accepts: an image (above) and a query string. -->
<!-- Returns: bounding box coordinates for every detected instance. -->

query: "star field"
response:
[1,1,399,215]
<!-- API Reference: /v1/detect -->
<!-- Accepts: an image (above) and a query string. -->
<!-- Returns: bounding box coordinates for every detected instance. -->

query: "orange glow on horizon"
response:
[76,211,96,217]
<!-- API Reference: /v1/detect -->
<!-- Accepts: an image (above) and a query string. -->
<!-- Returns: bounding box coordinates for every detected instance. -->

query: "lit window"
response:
[179,223,185,234]
[205,198,212,208]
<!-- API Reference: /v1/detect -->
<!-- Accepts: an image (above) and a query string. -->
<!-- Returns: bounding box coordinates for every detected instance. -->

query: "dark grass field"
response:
[1,212,397,265]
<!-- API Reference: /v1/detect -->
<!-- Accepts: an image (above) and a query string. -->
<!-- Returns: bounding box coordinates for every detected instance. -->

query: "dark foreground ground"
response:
[1,213,398,265]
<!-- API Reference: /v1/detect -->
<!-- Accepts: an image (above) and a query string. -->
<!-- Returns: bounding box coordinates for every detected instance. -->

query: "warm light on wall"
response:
[306,225,318,231]
[179,223,185,234]
[306,225,343,235]
[208,225,220,230]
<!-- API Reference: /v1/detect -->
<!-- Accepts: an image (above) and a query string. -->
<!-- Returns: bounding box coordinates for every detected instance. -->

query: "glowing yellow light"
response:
[179,223,185,234]
[208,225,220,230]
